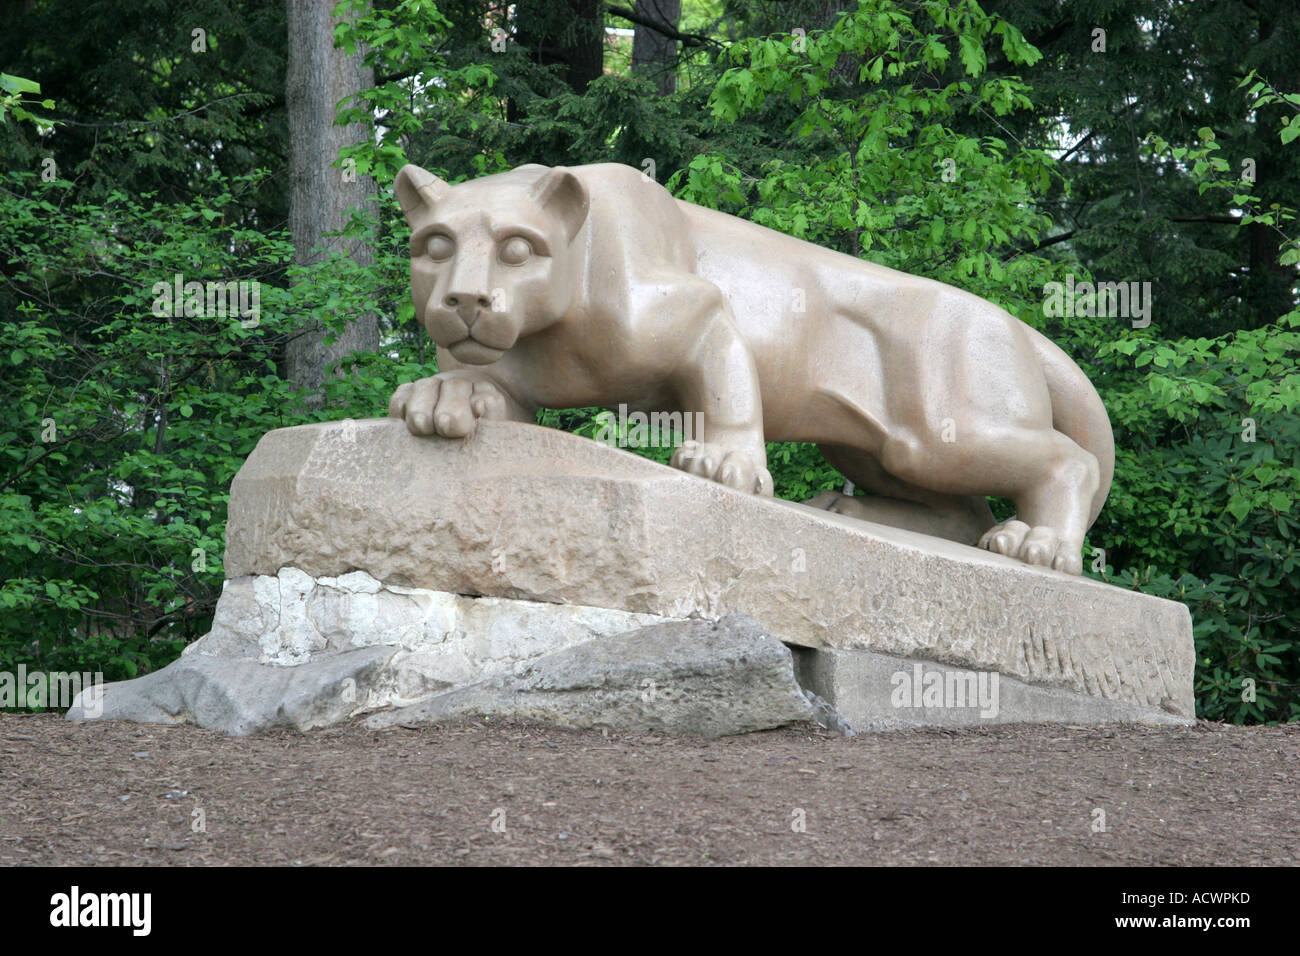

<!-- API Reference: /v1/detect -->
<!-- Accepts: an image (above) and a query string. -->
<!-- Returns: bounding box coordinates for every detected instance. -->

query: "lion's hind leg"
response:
[807,444,995,546]
[873,425,1099,575]
[969,429,1100,575]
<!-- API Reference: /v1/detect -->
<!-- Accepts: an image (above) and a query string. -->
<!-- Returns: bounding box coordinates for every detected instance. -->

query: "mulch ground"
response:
[1,713,1295,866]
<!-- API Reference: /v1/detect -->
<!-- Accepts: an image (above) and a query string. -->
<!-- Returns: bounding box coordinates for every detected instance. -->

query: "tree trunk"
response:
[631,0,681,95]
[514,0,605,94]
[284,0,379,406]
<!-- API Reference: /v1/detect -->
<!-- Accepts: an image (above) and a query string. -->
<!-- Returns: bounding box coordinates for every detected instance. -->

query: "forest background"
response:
[1,0,1296,722]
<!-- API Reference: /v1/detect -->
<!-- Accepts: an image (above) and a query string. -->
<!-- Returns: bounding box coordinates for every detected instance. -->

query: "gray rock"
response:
[66,646,397,737]
[365,614,814,737]
[800,689,856,737]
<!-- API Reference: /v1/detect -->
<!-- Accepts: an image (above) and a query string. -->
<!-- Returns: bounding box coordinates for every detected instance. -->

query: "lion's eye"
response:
[426,234,455,261]
[499,236,532,265]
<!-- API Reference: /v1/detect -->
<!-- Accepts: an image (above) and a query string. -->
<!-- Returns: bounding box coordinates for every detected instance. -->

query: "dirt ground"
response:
[1,713,1295,866]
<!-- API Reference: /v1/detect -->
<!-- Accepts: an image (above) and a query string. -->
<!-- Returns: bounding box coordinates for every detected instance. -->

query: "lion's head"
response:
[394,163,589,366]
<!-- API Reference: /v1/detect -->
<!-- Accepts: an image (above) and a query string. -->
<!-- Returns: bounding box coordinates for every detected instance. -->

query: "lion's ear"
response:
[531,167,589,242]
[395,164,449,225]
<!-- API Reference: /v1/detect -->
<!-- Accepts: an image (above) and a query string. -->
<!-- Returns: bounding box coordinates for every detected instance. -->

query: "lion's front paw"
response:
[670,441,774,496]
[388,374,509,438]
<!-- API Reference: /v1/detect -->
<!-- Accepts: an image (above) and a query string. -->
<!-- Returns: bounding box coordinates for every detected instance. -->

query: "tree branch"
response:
[606,4,721,50]
[1009,214,1246,260]
[1169,215,1242,224]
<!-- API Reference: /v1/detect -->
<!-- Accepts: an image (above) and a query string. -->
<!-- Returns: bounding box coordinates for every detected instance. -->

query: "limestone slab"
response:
[189,569,679,686]
[791,646,1188,729]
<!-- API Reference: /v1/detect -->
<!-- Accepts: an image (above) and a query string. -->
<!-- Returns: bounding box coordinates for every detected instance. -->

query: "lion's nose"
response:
[445,294,490,309]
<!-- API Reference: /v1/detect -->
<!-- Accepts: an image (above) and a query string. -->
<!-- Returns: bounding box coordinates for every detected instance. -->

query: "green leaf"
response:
[957,35,986,76]
[0,72,41,94]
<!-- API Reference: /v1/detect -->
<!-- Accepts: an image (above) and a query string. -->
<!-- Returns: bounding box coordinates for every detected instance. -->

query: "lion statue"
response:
[387,162,1114,575]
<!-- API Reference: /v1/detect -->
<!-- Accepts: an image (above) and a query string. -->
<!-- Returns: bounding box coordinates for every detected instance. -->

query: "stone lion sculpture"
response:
[387,162,1114,575]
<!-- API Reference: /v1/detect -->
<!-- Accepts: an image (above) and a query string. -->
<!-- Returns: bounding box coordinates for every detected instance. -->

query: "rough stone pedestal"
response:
[70,418,1196,733]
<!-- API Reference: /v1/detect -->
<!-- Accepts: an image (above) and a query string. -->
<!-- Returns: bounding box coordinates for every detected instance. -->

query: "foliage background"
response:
[1,0,1295,721]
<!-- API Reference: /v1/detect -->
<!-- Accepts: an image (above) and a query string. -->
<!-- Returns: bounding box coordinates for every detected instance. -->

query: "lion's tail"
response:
[1026,327,1115,527]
